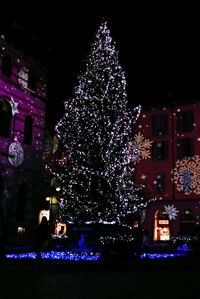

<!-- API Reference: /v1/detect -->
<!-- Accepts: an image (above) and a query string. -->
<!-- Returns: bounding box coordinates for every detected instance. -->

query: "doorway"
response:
[154,209,170,241]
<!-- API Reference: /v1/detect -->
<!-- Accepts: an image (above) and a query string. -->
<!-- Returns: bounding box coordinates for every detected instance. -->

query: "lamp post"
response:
[45,196,51,221]
[45,195,58,232]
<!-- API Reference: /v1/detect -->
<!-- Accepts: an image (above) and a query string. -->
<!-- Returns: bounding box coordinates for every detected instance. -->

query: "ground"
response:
[1,257,200,299]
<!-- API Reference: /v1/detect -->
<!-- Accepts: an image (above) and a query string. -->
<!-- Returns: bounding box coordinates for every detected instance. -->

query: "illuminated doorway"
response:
[54,222,67,236]
[154,210,170,241]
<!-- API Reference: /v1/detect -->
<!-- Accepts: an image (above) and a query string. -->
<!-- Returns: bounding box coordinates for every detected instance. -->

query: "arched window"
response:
[23,116,33,145]
[1,53,12,78]
[0,98,12,137]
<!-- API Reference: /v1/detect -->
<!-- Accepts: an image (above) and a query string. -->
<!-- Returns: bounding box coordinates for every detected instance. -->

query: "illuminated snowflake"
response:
[164,204,179,220]
[179,170,192,194]
[173,155,200,195]
[129,132,153,162]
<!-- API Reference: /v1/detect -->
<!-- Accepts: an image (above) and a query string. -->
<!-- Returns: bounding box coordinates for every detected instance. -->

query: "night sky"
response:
[1,7,200,131]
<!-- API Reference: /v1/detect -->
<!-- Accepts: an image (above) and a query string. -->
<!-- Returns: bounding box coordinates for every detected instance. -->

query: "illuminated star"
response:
[164,204,179,220]
[10,97,19,115]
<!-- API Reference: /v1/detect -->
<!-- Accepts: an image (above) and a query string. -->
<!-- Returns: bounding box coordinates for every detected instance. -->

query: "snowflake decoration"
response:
[129,132,153,163]
[173,155,200,195]
[164,204,179,220]
[179,170,192,194]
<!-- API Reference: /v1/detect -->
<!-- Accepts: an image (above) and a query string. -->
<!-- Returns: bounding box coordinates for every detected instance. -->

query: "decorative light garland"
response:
[49,21,151,224]
[5,251,101,261]
[140,253,187,259]
[5,251,189,260]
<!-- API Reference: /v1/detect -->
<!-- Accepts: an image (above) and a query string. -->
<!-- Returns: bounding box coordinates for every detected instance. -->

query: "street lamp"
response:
[45,195,58,226]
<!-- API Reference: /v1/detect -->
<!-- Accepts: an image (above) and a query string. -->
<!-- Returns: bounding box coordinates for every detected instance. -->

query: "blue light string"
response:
[4,251,188,261]
[5,251,101,261]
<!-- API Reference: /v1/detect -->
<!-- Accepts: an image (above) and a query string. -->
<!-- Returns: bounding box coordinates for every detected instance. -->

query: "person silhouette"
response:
[36,216,50,259]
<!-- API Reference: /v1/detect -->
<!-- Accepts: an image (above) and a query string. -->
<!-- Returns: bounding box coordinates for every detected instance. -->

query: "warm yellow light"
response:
[54,222,67,235]
[39,210,50,223]
[18,226,25,235]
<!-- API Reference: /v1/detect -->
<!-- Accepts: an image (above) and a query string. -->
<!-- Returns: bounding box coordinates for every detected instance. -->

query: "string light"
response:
[5,251,101,261]
[51,21,152,224]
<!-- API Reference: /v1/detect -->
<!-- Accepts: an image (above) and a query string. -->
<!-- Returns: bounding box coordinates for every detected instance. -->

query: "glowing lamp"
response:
[54,222,67,236]
[39,209,50,223]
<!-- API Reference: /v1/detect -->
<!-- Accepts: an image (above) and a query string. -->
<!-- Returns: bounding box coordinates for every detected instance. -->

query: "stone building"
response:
[0,34,47,241]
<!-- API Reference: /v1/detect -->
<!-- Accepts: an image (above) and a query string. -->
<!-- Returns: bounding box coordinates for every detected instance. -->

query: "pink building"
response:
[134,99,200,242]
[0,34,47,240]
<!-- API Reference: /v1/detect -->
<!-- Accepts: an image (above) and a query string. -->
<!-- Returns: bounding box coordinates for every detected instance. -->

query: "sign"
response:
[158,220,169,225]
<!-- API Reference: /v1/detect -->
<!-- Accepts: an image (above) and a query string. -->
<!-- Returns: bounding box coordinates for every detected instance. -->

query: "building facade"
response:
[134,99,200,242]
[0,34,47,240]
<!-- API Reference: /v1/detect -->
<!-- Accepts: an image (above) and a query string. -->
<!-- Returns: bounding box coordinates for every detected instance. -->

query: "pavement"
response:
[1,240,200,299]
[1,254,200,299]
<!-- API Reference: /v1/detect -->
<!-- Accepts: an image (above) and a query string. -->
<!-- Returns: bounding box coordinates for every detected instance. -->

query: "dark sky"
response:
[1,7,200,131]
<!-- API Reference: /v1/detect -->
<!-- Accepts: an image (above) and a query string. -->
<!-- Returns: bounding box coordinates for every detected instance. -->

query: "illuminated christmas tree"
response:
[54,21,147,224]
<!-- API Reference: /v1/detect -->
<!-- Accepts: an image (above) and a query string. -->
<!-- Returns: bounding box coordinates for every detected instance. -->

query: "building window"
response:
[28,68,37,91]
[177,138,194,159]
[152,114,168,136]
[180,209,196,235]
[23,116,33,145]
[0,98,12,137]
[152,141,168,160]
[16,184,27,222]
[0,174,4,200]
[176,110,194,133]
[1,53,12,78]
[155,173,166,193]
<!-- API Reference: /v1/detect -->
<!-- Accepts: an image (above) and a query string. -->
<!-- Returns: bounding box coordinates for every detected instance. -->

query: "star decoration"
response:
[164,204,179,220]
[9,97,19,115]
